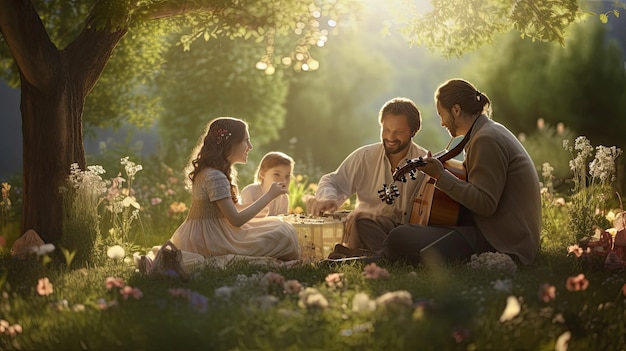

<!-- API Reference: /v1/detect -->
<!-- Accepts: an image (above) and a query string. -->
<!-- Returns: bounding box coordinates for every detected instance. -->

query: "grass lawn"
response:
[1,243,625,350]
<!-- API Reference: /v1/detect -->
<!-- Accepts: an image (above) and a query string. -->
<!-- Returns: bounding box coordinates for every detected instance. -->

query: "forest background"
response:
[1,0,625,196]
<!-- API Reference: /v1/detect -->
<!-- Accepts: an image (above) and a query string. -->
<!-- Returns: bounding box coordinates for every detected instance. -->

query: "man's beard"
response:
[384,139,410,156]
[446,115,459,137]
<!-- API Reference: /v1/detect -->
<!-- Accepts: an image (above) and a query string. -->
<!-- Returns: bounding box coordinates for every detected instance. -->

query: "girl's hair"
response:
[254,152,295,183]
[435,78,492,118]
[186,117,248,202]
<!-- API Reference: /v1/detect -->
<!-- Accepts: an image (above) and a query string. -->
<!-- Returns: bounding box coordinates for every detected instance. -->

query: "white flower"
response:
[492,279,513,292]
[250,295,279,311]
[352,292,376,314]
[121,196,140,209]
[107,245,125,260]
[467,252,517,275]
[375,290,413,309]
[555,331,571,351]
[499,295,521,322]
[214,286,235,300]
[29,243,56,256]
[120,157,143,180]
[589,145,622,183]
[298,287,328,309]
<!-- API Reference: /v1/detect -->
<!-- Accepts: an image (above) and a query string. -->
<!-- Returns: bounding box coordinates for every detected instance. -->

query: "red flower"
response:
[565,273,589,292]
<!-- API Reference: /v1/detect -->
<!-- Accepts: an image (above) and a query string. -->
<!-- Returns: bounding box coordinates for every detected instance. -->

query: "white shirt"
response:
[240,183,289,216]
[315,142,428,224]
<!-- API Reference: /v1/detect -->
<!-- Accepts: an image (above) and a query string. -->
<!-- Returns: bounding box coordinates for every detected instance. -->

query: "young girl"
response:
[170,117,300,260]
[241,151,294,217]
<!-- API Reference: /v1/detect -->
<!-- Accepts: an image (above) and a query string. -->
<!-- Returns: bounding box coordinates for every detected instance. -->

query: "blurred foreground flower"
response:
[105,277,125,290]
[565,274,589,292]
[0,319,23,338]
[298,287,328,309]
[375,290,412,309]
[555,331,571,351]
[283,280,302,294]
[352,292,376,314]
[29,243,55,256]
[120,286,143,300]
[363,262,389,279]
[499,296,520,322]
[214,286,235,300]
[467,252,517,275]
[36,277,54,296]
[107,245,125,260]
[538,283,556,303]
[325,273,344,288]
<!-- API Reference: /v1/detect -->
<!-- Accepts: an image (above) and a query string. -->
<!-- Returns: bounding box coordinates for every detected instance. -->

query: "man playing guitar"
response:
[384,79,541,266]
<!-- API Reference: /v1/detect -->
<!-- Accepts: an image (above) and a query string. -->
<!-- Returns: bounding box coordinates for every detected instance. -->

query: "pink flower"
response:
[451,326,470,343]
[283,280,303,294]
[36,277,53,296]
[565,273,589,292]
[105,277,125,290]
[262,272,285,285]
[325,273,344,288]
[168,288,190,298]
[363,263,389,280]
[567,245,583,258]
[150,197,162,205]
[621,284,626,297]
[120,286,143,300]
[538,283,556,303]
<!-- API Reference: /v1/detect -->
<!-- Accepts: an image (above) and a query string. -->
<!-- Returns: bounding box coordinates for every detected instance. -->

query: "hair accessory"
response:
[476,90,481,101]
[210,128,231,144]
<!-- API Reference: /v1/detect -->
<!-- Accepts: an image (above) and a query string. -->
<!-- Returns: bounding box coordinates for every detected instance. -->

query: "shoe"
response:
[137,255,153,274]
[328,244,377,259]
[319,255,385,267]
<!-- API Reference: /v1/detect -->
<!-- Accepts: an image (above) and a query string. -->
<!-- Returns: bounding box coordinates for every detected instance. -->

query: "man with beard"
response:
[384,79,541,266]
[306,97,428,259]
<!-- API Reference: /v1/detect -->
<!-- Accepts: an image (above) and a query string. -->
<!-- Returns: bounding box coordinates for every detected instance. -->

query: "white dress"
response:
[170,168,300,260]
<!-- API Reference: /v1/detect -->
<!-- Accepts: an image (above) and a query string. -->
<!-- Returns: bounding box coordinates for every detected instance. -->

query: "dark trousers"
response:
[383,224,495,266]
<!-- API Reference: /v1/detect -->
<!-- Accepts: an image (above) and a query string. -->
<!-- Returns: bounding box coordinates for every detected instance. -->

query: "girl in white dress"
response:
[240,151,294,217]
[170,117,300,260]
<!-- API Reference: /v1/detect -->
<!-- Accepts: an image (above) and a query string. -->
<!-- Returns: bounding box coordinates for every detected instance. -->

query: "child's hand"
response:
[267,182,289,198]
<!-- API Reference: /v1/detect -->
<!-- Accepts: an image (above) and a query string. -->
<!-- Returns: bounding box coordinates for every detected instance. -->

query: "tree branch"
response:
[142,0,224,20]
[0,0,59,89]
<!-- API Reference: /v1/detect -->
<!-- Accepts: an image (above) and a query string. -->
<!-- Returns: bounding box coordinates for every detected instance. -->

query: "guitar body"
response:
[409,159,465,226]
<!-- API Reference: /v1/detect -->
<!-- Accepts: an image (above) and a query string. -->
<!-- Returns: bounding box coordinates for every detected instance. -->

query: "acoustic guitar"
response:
[402,156,465,226]
[377,122,476,226]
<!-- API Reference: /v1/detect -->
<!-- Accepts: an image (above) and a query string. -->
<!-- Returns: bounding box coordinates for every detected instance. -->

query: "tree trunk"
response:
[0,0,128,244]
[20,74,86,244]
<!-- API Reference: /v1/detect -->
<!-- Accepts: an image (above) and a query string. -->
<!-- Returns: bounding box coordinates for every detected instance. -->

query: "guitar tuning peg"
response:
[400,175,407,183]
[409,170,416,180]
[391,184,400,197]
